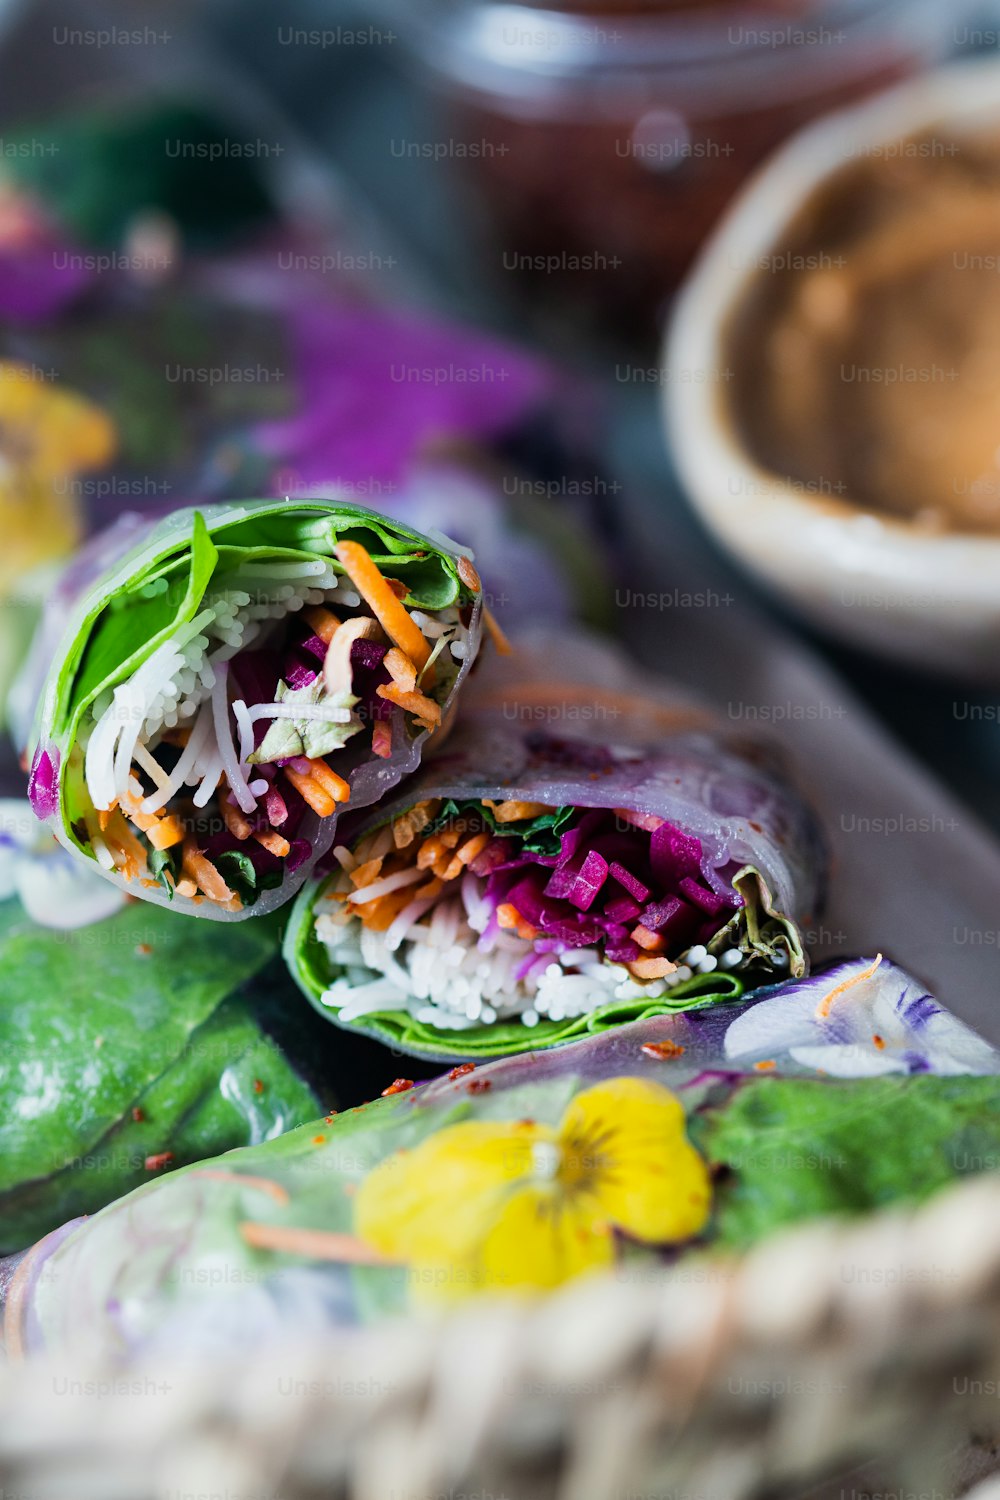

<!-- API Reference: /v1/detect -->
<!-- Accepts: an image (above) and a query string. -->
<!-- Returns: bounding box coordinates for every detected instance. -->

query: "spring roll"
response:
[23,499,483,919]
[285,681,825,1059]
[7,958,997,1361]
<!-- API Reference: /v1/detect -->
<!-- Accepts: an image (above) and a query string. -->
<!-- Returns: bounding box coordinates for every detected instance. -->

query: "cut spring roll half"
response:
[25,501,483,918]
[286,723,824,1059]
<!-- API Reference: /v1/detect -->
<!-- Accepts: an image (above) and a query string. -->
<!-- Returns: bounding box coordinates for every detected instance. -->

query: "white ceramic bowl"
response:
[665,58,1000,681]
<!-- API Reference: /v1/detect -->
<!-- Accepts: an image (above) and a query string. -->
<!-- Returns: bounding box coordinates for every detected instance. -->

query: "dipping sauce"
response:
[728,127,1000,534]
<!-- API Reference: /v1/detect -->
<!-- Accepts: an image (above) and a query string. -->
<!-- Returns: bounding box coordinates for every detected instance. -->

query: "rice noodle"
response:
[211,663,256,815]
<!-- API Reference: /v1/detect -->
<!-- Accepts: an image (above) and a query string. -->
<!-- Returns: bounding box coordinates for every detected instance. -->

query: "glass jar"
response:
[394,0,969,344]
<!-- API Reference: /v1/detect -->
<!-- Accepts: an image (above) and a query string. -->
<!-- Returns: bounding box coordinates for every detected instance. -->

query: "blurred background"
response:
[3,0,1000,834]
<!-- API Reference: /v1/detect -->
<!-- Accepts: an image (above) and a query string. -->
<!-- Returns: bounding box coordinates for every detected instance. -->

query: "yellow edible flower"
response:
[356,1076,711,1304]
[0,361,116,589]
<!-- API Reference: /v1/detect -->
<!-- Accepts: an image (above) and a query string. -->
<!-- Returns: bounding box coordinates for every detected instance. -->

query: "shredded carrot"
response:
[483,606,512,656]
[181,838,235,905]
[284,767,335,818]
[353,887,422,932]
[239,1221,394,1265]
[221,801,252,841]
[306,758,350,803]
[496,902,539,941]
[254,829,290,858]
[147,814,185,852]
[417,837,443,870]
[627,957,678,981]
[334,540,431,671]
[384,647,417,694]
[455,831,491,866]
[631,924,667,953]
[192,1171,290,1205]
[754,1059,776,1071]
[97,805,117,833]
[175,876,198,900]
[303,605,341,644]
[104,811,148,880]
[372,720,393,759]
[483,798,552,823]
[350,856,385,889]
[411,875,444,902]
[389,804,437,852]
[814,954,883,1020]
[641,1039,686,1060]
[377,682,441,728]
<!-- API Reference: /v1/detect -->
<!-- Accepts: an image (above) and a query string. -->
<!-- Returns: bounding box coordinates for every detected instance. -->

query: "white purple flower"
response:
[724,956,999,1078]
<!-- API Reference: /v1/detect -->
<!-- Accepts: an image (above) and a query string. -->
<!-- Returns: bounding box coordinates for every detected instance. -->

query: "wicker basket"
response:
[3,1171,1000,1500]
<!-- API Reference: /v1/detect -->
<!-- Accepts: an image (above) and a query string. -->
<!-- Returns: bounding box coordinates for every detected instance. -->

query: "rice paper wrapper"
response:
[21,498,483,920]
[8,957,997,1363]
[285,627,827,1059]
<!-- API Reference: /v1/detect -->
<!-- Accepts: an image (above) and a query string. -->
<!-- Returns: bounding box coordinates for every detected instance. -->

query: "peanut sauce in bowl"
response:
[666,59,1000,680]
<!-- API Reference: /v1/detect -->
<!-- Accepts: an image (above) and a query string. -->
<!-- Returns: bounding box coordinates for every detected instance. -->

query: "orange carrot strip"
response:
[285,768,335,818]
[631,924,667,953]
[306,759,350,803]
[105,812,148,880]
[221,801,253,841]
[391,801,438,848]
[483,799,552,823]
[815,954,883,1019]
[334,540,431,671]
[484,606,512,656]
[350,857,384,889]
[455,831,491,867]
[627,957,678,981]
[303,605,341,644]
[181,839,235,905]
[97,805,117,833]
[372,720,393,759]
[384,647,417,694]
[192,1171,289,1205]
[254,829,291,858]
[411,876,444,901]
[496,903,538,941]
[239,1221,394,1265]
[147,815,185,852]
[376,682,441,728]
[175,876,198,900]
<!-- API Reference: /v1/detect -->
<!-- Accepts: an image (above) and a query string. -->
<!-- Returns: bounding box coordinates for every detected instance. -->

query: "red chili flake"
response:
[448,1063,476,1081]
[312,1135,326,1145]
[457,555,482,593]
[754,1059,776,1071]
[253,1078,265,1094]
[382,1078,414,1096]
[324,1113,338,1124]
[131,1107,145,1123]
[641,1040,686,1061]
[136,944,152,957]
[144,1152,174,1172]
[872,1034,886,1050]
[467,1078,492,1094]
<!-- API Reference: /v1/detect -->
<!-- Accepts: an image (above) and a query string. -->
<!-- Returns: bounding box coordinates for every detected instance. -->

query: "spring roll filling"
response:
[74,550,471,907]
[314,800,754,1031]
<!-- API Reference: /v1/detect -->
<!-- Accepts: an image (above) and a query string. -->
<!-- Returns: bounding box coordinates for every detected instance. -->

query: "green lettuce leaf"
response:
[696,1074,1000,1252]
[249,678,362,765]
[0,899,320,1250]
